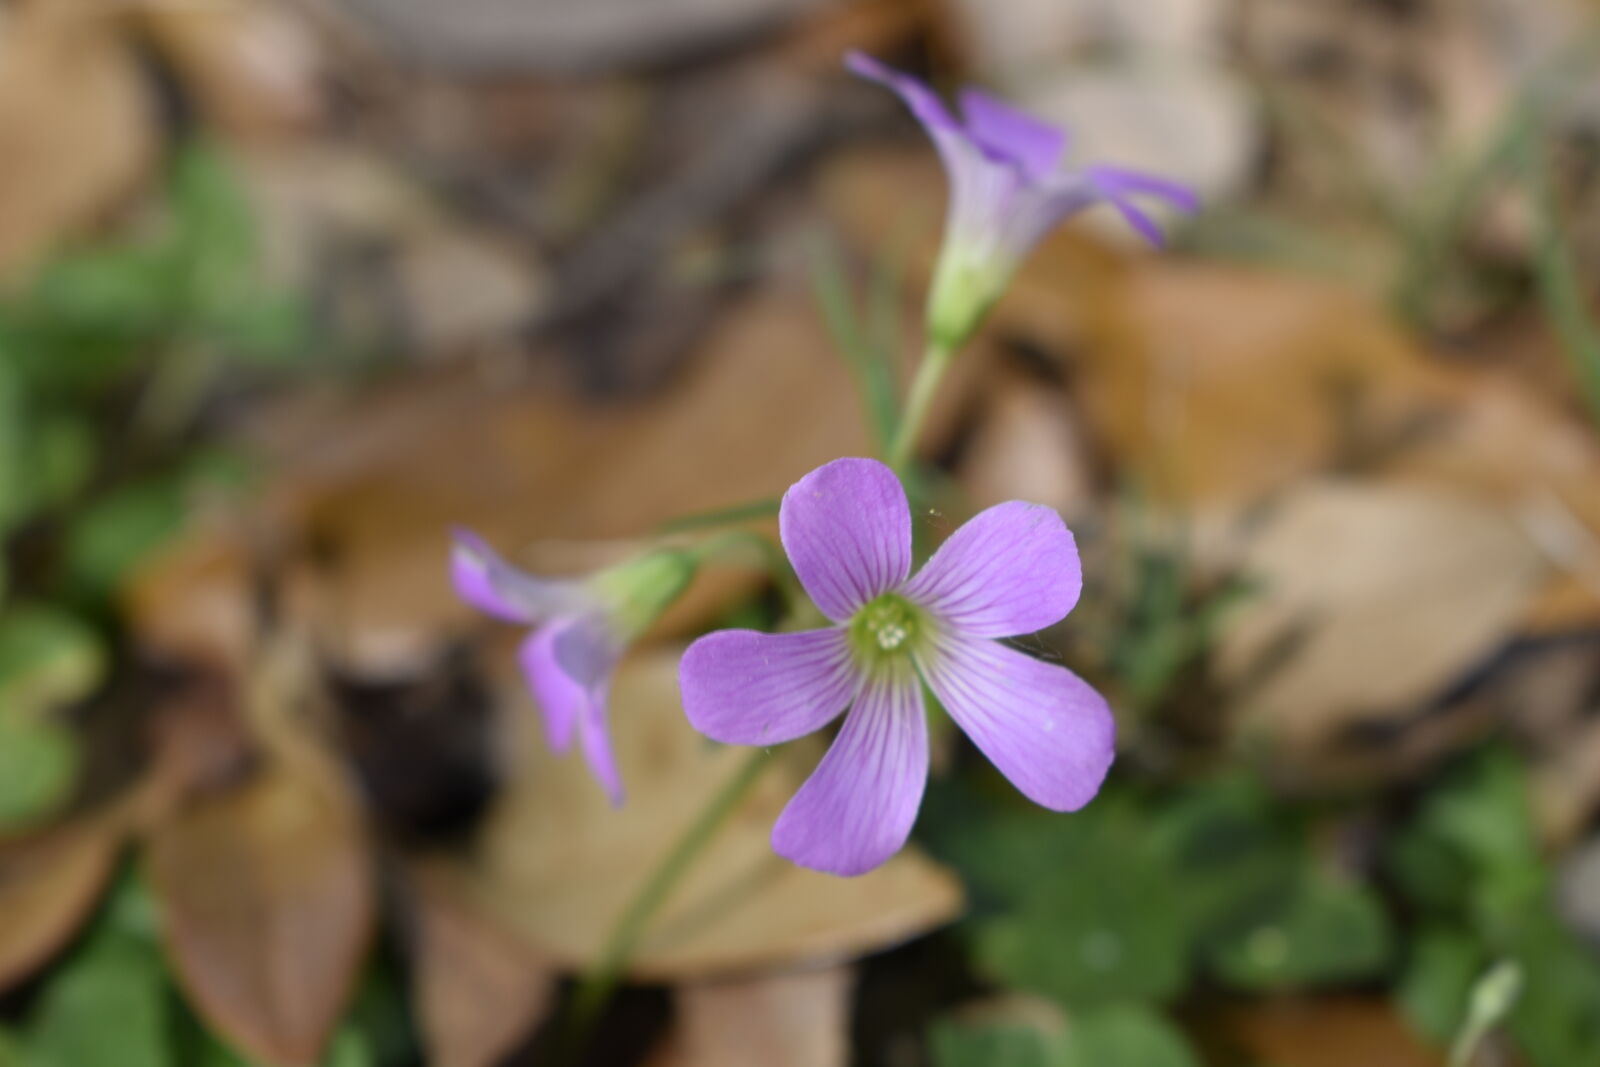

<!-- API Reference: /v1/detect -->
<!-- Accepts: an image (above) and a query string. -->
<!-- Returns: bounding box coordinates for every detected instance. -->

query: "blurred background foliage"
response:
[3,0,1600,1065]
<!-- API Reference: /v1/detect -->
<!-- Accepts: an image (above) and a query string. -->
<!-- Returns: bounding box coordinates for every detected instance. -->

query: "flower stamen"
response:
[850,593,925,660]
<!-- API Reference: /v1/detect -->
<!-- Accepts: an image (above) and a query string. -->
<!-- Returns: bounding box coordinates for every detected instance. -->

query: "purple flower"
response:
[847,51,1198,348]
[679,459,1114,876]
[453,529,693,805]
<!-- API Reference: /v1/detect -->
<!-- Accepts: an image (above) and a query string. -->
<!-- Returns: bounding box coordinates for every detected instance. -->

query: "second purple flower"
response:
[679,458,1115,876]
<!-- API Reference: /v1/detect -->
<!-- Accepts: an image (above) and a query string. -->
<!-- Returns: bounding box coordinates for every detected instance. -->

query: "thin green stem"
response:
[655,497,780,534]
[888,341,955,473]
[562,748,773,1059]
[1530,139,1600,427]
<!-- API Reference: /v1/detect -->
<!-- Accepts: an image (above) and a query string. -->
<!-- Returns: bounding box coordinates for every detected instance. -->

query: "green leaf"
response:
[1206,875,1391,990]
[62,478,185,602]
[21,886,170,1067]
[321,1029,374,1067]
[0,360,26,537]
[0,604,106,714]
[1148,775,1300,937]
[30,246,181,342]
[919,782,1140,910]
[1389,750,1545,928]
[1056,1005,1199,1067]
[0,1028,20,1067]
[170,142,255,309]
[929,1021,1056,1067]
[1397,927,1485,1044]
[27,413,97,514]
[1503,911,1600,1067]
[923,792,1195,1005]
[205,294,307,366]
[0,709,80,833]
[3,245,178,401]
[967,803,1195,1006]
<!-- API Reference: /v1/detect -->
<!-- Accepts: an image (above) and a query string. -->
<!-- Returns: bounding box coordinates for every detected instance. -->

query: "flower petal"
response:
[780,457,912,622]
[519,624,578,751]
[680,628,858,745]
[918,636,1114,811]
[1087,165,1198,248]
[846,51,959,134]
[452,528,582,624]
[771,669,928,876]
[576,683,624,807]
[1088,165,1200,212]
[958,87,1065,181]
[903,501,1081,638]
[846,51,988,190]
[520,616,626,804]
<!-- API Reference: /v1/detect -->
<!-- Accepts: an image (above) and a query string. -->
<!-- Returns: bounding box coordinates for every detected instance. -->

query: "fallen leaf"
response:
[1071,264,1461,518]
[1379,369,1600,632]
[460,648,963,980]
[146,765,375,1067]
[1213,481,1547,763]
[124,514,259,669]
[0,1,155,278]
[403,859,557,1067]
[958,368,1095,519]
[1215,997,1442,1067]
[135,0,322,138]
[178,282,987,672]
[646,965,854,1067]
[0,821,123,994]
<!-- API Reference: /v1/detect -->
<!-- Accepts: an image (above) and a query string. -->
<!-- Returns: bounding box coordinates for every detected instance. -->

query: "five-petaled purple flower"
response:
[847,51,1198,349]
[453,530,693,806]
[679,458,1114,876]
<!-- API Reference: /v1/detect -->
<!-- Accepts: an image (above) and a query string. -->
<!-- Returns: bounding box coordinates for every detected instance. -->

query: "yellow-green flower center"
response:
[849,593,926,663]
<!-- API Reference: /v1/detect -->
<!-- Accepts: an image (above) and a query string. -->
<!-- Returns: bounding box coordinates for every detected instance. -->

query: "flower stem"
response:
[887,341,955,473]
[561,747,773,1058]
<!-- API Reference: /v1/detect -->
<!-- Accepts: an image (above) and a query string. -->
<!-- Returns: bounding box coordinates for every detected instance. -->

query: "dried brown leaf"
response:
[1072,264,1462,517]
[0,820,123,994]
[646,965,853,1067]
[0,1,155,278]
[1216,997,1442,1067]
[958,369,1095,519]
[136,0,322,137]
[206,284,985,668]
[1214,481,1546,761]
[1379,370,1600,632]
[461,649,963,980]
[405,860,557,1067]
[146,766,375,1067]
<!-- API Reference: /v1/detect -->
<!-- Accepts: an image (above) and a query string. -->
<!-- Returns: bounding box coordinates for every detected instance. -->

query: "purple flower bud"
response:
[847,52,1198,348]
[452,529,693,805]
